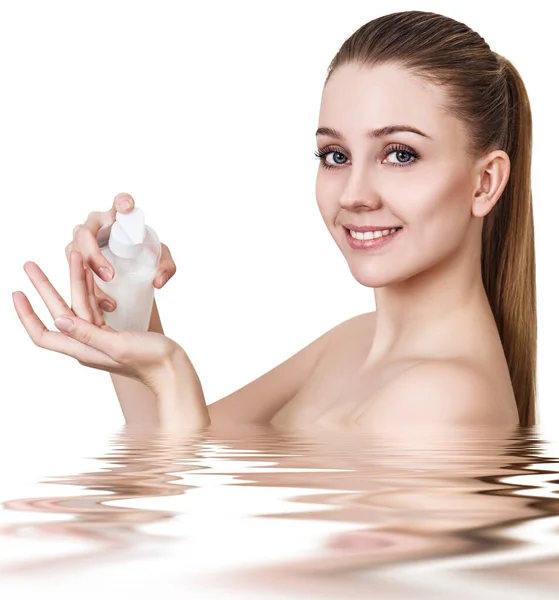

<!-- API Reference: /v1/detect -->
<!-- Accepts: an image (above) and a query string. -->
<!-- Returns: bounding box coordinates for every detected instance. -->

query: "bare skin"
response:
[269,310,518,431]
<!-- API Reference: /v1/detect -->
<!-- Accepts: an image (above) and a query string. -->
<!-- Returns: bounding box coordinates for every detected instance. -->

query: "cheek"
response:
[404,164,472,226]
[410,174,473,253]
[315,177,338,222]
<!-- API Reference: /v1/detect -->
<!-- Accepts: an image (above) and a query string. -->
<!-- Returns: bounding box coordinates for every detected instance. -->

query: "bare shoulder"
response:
[208,311,374,426]
[354,358,519,431]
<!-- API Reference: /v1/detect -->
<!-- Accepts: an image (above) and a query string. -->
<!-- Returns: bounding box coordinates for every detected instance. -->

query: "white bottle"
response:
[93,207,161,331]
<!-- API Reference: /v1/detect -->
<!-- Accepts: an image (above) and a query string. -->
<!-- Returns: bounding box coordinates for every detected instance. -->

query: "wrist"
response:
[148,343,188,398]
[150,344,210,430]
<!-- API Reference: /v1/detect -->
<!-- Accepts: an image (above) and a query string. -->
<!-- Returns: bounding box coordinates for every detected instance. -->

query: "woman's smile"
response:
[344,225,404,250]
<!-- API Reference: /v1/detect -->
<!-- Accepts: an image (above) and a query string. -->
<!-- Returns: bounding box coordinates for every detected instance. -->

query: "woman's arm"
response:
[151,343,209,430]
[109,299,164,426]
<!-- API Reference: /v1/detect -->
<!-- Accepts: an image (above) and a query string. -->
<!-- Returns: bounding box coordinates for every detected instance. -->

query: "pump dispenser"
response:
[93,207,161,332]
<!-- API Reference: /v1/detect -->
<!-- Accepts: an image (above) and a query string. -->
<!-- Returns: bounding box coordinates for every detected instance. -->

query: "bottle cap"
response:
[108,207,147,258]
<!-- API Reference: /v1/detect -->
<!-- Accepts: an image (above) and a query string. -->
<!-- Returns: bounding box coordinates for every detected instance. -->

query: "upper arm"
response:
[354,360,515,435]
[208,313,370,426]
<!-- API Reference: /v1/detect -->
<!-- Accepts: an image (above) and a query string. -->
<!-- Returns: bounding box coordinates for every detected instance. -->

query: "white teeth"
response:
[349,227,399,240]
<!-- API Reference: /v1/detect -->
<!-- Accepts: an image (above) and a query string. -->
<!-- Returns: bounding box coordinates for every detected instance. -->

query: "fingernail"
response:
[99,266,113,281]
[54,317,74,333]
[118,198,132,211]
[100,300,115,312]
[158,273,169,287]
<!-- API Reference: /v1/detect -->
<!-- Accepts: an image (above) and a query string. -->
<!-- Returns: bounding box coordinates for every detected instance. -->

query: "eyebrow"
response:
[315,125,432,141]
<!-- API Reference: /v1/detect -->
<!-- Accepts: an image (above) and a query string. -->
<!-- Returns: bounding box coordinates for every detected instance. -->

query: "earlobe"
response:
[471,150,510,218]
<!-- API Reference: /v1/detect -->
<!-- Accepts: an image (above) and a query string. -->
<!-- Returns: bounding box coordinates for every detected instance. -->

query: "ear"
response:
[471,150,510,218]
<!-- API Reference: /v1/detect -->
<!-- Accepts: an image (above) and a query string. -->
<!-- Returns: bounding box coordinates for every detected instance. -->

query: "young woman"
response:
[12,10,536,433]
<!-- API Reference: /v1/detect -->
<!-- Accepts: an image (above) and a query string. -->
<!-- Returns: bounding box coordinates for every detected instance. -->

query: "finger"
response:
[72,222,114,282]
[64,241,74,265]
[113,192,135,215]
[67,233,116,310]
[12,291,117,369]
[69,251,94,322]
[72,192,134,285]
[23,261,72,320]
[153,244,177,289]
[93,286,116,312]
[53,312,126,362]
[85,262,106,327]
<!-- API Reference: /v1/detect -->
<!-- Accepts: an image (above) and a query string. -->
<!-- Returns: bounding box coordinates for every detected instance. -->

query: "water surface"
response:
[1,423,558,599]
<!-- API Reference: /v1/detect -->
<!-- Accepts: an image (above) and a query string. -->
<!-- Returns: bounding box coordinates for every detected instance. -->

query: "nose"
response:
[339,193,382,212]
[338,172,382,211]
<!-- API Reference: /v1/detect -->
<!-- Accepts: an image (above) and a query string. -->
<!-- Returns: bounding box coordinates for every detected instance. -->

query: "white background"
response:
[2,0,556,439]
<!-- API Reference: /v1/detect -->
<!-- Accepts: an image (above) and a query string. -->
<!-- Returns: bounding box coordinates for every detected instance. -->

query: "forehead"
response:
[319,63,460,143]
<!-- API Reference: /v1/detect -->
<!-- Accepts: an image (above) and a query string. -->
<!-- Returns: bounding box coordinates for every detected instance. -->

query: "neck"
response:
[364,242,496,366]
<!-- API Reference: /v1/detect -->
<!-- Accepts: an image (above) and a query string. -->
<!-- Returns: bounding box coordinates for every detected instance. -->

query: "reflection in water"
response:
[1,423,559,597]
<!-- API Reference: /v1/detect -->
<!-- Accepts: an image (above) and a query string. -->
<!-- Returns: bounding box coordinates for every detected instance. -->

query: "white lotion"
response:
[93,207,161,331]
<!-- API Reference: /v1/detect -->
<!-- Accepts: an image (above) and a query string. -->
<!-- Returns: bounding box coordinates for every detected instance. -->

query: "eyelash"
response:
[313,144,421,170]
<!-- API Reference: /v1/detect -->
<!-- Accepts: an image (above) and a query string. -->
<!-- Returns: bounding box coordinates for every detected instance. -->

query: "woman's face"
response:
[315,62,482,288]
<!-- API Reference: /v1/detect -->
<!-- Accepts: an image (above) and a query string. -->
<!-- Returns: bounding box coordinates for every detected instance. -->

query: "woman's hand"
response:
[66,192,176,318]
[12,250,182,398]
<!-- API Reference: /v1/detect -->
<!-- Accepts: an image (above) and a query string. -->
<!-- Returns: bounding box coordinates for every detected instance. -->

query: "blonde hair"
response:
[325,11,537,426]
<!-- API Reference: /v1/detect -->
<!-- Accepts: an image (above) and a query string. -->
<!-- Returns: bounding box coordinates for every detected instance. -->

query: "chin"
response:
[347,264,398,289]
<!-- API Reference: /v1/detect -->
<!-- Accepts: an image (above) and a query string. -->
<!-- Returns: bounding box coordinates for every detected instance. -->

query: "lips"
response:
[343,225,403,233]
[344,226,403,250]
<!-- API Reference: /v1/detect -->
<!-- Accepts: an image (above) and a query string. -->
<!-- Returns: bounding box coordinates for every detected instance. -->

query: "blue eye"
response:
[314,149,348,168]
[314,144,421,170]
[313,148,346,170]
[384,147,419,166]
